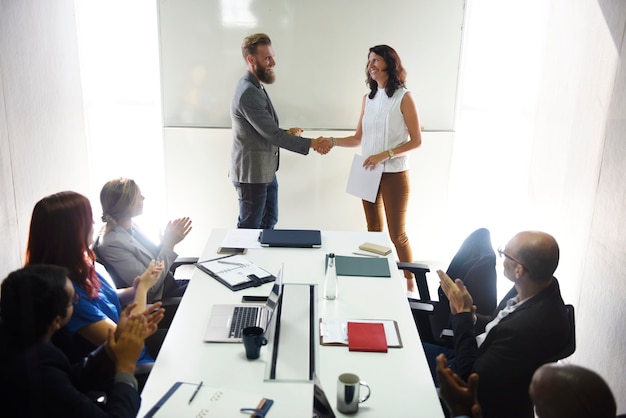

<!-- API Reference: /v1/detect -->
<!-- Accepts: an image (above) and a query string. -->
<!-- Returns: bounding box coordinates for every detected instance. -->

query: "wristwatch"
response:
[387,149,395,159]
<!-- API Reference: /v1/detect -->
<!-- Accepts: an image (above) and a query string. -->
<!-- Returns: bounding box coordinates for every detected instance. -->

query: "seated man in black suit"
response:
[435,230,572,418]
[0,265,154,417]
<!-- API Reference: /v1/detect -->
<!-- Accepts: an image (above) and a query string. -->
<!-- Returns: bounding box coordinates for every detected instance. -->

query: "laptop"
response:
[259,229,322,248]
[204,265,284,343]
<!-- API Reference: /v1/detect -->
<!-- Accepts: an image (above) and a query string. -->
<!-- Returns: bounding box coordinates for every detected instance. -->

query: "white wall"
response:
[1,0,626,413]
[0,0,89,279]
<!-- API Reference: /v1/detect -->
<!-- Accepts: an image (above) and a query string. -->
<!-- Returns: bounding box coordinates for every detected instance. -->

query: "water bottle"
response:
[323,253,338,300]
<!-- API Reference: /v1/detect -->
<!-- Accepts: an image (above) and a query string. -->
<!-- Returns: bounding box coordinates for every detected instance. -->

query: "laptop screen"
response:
[264,264,283,329]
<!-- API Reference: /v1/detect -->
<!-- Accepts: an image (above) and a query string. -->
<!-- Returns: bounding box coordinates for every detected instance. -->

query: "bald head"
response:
[507,231,559,282]
[529,363,616,418]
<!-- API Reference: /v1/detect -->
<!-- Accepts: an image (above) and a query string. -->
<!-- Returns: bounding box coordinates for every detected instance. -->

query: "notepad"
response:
[347,322,388,353]
[327,255,391,277]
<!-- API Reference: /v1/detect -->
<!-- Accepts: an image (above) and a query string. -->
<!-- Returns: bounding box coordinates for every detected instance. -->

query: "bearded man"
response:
[229,33,329,229]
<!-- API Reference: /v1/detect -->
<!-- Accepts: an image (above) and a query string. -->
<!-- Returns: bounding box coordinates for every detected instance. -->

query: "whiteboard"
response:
[157,0,465,131]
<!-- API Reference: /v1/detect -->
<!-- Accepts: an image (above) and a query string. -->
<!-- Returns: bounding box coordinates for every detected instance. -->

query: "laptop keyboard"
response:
[229,306,260,338]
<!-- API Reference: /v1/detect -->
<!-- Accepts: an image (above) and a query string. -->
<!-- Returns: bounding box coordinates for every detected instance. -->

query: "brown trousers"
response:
[362,171,414,279]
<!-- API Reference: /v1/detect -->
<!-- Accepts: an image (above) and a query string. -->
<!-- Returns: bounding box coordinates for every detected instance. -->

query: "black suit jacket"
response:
[0,326,140,418]
[451,279,571,418]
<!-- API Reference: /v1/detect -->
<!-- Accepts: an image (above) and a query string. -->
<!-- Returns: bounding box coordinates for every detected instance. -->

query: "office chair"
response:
[547,303,576,362]
[399,228,497,345]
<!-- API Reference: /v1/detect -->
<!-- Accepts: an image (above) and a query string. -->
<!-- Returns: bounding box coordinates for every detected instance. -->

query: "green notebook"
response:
[326,255,391,277]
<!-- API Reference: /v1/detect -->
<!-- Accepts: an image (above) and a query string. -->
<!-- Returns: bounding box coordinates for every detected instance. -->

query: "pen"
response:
[218,260,245,266]
[188,380,203,404]
[352,251,381,258]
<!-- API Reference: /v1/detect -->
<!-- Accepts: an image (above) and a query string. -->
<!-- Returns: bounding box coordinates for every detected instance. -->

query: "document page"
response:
[346,154,383,203]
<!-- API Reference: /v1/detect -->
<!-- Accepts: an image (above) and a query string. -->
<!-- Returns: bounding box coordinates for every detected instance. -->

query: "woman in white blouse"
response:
[326,45,422,293]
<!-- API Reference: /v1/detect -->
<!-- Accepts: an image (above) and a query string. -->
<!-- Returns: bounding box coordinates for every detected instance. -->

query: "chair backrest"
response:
[547,304,576,362]
[438,228,498,315]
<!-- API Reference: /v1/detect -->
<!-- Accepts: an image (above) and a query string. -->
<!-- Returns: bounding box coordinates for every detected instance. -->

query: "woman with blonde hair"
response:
[97,178,192,302]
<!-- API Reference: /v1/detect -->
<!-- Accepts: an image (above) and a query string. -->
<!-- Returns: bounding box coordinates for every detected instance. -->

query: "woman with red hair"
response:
[25,191,164,364]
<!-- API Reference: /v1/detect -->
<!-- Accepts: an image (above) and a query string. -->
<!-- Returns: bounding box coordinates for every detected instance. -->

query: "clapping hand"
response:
[133,259,164,292]
[162,217,193,249]
[107,315,150,374]
[436,354,482,418]
[437,269,475,314]
[117,301,165,340]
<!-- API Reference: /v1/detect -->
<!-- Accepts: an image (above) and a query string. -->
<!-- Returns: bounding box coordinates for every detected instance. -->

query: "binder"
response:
[319,318,402,348]
[258,229,322,248]
[194,254,275,291]
[347,322,388,353]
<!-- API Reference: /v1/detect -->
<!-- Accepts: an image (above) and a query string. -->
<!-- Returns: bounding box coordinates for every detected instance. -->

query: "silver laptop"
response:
[204,265,283,343]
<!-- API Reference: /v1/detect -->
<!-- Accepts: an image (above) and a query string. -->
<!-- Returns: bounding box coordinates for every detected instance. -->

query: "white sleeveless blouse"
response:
[361,87,409,173]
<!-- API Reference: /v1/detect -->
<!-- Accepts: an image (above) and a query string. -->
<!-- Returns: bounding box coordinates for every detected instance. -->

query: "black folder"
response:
[258,229,322,248]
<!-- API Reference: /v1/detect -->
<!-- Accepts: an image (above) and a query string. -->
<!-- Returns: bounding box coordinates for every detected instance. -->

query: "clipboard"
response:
[194,254,275,291]
[143,381,272,418]
[318,318,403,348]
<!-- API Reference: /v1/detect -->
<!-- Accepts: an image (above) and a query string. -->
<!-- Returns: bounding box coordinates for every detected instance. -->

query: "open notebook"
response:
[203,265,283,343]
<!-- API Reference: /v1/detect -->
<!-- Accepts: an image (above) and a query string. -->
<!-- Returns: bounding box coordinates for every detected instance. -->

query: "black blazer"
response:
[451,279,571,418]
[0,326,140,418]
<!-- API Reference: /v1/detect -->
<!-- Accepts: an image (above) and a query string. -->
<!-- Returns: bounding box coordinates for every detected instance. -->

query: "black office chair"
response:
[547,303,576,362]
[399,228,497,345]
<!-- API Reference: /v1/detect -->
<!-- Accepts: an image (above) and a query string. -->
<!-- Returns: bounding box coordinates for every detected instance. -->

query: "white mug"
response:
[337,373,371,414]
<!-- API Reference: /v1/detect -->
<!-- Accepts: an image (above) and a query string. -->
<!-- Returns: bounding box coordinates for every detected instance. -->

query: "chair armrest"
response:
[398,262,431,300]
[170,256,199,273]
[397,262,430,274]
[440,329,454,338]
[407,299,435,312]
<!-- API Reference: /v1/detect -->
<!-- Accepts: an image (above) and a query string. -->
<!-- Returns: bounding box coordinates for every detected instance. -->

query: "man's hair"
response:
[241,33,272,59]
[366,44,407,99]
[1,265,71,346]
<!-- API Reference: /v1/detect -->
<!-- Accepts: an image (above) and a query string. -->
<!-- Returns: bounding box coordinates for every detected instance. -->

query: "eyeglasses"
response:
[497,247,530,273]
[68,292,80,307]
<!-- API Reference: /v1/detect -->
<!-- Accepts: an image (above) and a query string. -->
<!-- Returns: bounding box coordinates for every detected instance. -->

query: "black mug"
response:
[242,326,268,359]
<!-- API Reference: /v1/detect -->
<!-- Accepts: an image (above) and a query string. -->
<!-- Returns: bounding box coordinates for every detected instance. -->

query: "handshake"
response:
[311,136,335,155]
[287,128,335,156]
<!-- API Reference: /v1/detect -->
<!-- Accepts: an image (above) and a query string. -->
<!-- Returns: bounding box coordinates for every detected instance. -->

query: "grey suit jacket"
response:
[96,225,178,302]
[230,71,311,183]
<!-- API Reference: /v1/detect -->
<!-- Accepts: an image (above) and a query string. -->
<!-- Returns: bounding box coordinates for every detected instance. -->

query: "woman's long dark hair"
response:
[366,44,407,99]
[25,191,100,298]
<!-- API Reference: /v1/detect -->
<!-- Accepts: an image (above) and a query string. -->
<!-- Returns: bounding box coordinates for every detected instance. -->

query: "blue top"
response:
[66,273,153,364]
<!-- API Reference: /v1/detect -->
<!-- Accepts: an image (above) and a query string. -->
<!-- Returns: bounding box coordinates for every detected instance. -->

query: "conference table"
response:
[138,229,444,417]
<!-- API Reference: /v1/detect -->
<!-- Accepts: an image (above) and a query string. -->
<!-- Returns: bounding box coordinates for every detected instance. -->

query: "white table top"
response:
[138,229,444,417]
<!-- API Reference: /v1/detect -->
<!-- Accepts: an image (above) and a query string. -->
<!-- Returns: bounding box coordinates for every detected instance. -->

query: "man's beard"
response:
[256,66,275,84]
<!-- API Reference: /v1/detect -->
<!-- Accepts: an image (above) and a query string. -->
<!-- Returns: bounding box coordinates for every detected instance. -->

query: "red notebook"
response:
[347,322,388,353]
